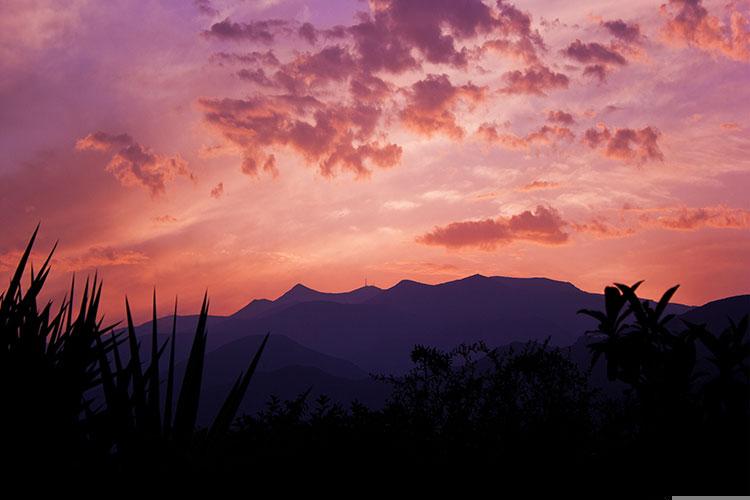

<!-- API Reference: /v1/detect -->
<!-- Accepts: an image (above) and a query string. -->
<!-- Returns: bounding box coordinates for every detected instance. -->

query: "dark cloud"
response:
[203,18,289,43]
[602,19,642,43]
[563,39,627,65]
[237,68,275,86]
[343,0,545,73]
[199,1,564,179]
[583,64,609,82]
[299,22,318,44]
[210,51,280,66]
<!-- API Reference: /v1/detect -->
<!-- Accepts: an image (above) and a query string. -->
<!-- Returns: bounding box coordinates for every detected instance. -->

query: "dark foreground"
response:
[2,230,748,494]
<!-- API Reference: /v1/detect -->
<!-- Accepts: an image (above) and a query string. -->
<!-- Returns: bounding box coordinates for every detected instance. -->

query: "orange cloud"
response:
[721,122,741,130]
[546,110,576,125]
[653,206,750,230]
[519,180,561,191]
[400,74,486,139]
[583,125,664,164]
[478,123,574,150]
[661,0,750,62]
[417,205,569,250]
[200,96,401,178]
[153,215,177,224]
[210,182,224,199]
[501,64,569,95]
[76,132,194,197]
[572,218,635,238]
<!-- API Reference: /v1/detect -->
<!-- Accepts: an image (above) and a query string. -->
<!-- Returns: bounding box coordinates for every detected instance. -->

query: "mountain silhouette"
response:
[136,274,692,373]
[129,276,750,422]
[678,294,749,331]
[232,284,383,320]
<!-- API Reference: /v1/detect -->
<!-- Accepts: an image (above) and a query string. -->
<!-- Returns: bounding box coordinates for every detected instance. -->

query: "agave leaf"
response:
[173,292,209,443]
[1,223,39,312]
[125,297,147,427]
[210,332,270,437]
[163,296,178,436]
[147,289,161,433]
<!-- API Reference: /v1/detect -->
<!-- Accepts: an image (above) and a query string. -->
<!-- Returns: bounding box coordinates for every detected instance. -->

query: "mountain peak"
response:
[279,283,319,300]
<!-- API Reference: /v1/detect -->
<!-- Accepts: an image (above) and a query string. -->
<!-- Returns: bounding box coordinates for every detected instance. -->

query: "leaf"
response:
[654,284,679,319]
[2,223,39,312]
[210,332,270,438]
[173,292,209,443]
[147,289,161,434]
[125,297,147,426]
[163,296,178,436]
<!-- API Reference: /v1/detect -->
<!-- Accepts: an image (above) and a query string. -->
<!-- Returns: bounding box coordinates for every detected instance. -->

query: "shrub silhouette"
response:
[0,227,268,478]
[580,281,749,492]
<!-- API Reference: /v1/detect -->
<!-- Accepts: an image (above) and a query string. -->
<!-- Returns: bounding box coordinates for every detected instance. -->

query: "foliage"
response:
[0,227,268,478]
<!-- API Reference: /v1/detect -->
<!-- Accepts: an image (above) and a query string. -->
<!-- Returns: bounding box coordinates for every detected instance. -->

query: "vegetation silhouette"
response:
[1,227,748,492]
[1,226,268,479]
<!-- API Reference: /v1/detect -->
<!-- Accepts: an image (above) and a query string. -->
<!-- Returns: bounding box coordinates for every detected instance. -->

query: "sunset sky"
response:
[1,0,749,320]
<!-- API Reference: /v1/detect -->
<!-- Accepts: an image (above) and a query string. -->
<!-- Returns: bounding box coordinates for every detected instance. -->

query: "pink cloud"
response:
[546,110,576,125]
[654,206,750,230]
[478,123,574,149]
[200,96,401,178]
[417,205,569,249]
[572,218,635,238]
[721,122,741,130]
[661,0,750,62]
[153,215,177,224]
[210,182,224,199]
[76,132,194,197]
[582,64,609,82]
[501,64,569,95]
[400,74,486,139]
[519,180,561,191]
[583,125,664,164]
[194,0,217,16]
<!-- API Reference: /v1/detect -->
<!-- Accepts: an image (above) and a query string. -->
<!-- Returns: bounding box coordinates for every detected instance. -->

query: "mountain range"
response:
[134,275,748,420]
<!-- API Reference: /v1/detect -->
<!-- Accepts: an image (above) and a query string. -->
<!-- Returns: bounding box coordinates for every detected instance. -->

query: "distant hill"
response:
[677,295,749,332]
[129,277,749,419]
[231,284,383,320]
[136,274,692,373]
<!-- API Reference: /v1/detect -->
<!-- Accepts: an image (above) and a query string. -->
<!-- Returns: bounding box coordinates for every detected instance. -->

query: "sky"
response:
[1,0,749,321]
